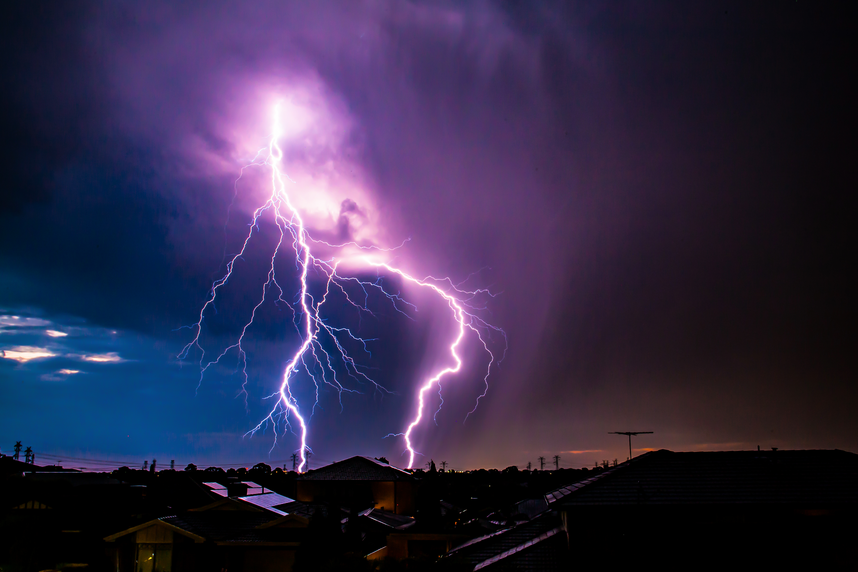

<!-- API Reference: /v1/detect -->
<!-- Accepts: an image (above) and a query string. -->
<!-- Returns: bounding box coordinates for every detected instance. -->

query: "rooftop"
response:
[559,449,858,507]
[298,456,413,482]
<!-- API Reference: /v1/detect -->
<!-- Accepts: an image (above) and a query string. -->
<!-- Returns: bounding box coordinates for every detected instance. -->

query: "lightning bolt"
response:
[180,102,506,471]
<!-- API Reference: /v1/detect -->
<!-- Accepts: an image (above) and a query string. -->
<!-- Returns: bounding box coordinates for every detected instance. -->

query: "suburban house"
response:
[296,456,416,515]
[554,449,858,568]
[104,492,310,572]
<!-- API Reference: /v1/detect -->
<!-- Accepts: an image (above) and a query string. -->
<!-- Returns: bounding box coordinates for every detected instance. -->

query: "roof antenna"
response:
[610,431,654,460]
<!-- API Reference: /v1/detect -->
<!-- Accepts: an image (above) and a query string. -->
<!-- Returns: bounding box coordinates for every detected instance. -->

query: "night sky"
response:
[1,1,855,471]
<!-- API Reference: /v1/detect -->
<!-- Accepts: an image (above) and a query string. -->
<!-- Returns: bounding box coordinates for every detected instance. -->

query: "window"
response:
[136,544,172,572]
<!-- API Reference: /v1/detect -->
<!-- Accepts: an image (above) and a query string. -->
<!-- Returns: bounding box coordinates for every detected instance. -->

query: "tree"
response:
[184,463,197,472]
[251,462,271,475]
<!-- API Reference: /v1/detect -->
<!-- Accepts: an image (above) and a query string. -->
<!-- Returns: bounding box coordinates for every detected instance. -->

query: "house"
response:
[296,456,416,515]
[104,499,310,571]
[555,449,858,568]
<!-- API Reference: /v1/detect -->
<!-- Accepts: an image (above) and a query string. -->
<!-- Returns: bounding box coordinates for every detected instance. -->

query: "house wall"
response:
[393,482,415,515]
[371,482,395,512]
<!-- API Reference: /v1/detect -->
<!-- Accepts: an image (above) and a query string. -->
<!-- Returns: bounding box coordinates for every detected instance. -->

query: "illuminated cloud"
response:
[79,352,124,363]
[41,369,83,382]
[0,315,52,332]
[1,346,58,362]
[562,450,604,454]
[45,330,68,337]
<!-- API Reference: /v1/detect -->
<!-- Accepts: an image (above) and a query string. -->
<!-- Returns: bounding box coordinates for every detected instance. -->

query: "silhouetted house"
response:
[104,499,310,571]
[553,449,858,568]
[1,469,154,571]
[296,456,416,514]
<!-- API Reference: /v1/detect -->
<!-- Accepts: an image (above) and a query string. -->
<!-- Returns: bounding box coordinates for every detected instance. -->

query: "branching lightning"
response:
[180,103,505,471]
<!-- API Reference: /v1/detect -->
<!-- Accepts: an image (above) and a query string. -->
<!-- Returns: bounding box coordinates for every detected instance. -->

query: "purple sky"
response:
[1,1,855,471]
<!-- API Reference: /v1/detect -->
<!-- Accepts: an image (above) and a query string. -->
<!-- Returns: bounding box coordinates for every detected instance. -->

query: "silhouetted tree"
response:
[184,463,197,472]
[251,462,271,475]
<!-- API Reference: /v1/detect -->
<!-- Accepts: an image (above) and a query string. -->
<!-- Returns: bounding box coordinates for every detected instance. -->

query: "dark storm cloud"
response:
[1,1,855,468]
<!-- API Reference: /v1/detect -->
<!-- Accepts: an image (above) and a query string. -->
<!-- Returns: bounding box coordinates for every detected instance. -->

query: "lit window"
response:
[136,544,172,572]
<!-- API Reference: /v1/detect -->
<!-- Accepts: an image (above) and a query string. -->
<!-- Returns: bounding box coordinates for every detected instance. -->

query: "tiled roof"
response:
[545,467,619,504]
[299,456,413,481]
[445,512,563,570]
[477,531,570,571]
[203,482,228,497]
[511,498,548,519]
[560,449,858,507]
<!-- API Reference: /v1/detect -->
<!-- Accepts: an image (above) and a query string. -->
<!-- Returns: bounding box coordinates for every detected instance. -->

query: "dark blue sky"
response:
[1,1,855,471]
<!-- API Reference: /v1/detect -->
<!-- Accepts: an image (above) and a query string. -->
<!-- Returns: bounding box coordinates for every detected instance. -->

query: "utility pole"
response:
[526,462,531,471]
[440,461,448,471]
[553,455,560,470]
[151,459,157,473]
[304,448,311,471]
[538,456,545,471]
[14,441,22,461]
[143,460,148,471]
[291,453,298,472]
[610,431,653,460]
[24,447,33,464]
[170,460,175,470]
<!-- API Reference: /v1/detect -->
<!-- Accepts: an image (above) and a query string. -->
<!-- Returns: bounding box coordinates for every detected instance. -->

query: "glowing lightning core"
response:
[180,103,505,471]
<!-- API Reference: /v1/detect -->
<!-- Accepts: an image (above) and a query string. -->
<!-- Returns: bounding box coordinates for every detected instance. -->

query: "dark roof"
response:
[560,449,858,507]
[445,512,563,571]
[360,508,415,530]
[477,531,570,572]
[298,456,413,481]
[512,498,548,520]
[161,512,301,543]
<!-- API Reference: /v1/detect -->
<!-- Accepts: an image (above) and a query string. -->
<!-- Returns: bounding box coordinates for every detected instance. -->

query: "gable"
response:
[104,519,206,543]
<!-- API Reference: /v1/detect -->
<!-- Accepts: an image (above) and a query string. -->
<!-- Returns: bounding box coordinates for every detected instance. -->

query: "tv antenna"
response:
[610,431,653,460]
